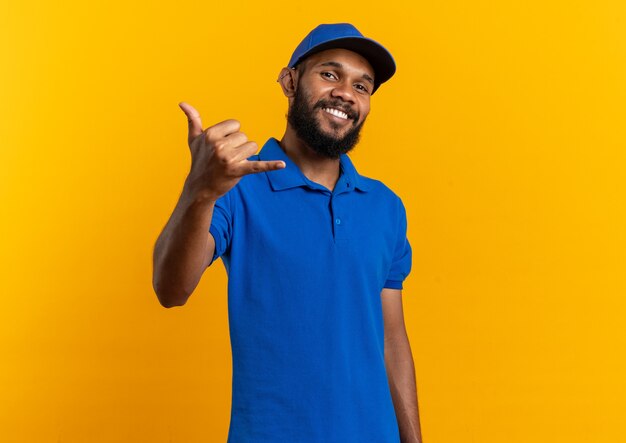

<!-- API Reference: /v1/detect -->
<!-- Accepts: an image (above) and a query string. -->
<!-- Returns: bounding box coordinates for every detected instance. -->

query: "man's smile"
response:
[322,107,349,120]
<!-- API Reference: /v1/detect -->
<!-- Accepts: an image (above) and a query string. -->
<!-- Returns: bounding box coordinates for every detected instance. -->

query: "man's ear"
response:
[277,67,298,98]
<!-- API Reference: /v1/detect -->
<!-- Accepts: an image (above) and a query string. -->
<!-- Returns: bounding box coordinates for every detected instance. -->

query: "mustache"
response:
[314,99,359,121]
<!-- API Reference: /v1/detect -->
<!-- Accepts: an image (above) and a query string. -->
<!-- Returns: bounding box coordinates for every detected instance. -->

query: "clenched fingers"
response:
[230,141,261,163]
[205,119,241,141]
[215,131,248,153]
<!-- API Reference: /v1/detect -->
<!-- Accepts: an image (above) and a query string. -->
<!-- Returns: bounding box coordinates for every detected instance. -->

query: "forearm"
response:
[152,180,217,307]
[385,333,423,443]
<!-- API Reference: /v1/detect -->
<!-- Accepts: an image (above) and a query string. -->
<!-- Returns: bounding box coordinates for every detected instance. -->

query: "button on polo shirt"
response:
[208,137,412,443]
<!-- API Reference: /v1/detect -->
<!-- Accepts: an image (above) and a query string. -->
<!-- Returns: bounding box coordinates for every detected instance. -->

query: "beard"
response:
[287,86,366,159]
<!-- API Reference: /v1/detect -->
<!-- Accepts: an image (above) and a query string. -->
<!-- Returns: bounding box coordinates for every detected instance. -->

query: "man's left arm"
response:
[382,287,423,443]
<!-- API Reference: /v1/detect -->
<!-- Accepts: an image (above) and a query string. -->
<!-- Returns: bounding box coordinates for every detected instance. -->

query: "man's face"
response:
[287,48,374,159]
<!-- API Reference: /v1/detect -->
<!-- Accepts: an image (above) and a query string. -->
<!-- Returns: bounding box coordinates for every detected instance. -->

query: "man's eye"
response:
[321,72,337,80]
[355,84,370,94]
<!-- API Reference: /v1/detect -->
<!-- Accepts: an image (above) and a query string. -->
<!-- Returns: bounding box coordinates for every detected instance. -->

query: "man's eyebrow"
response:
[318,61,375,85]
[319,61,343,69]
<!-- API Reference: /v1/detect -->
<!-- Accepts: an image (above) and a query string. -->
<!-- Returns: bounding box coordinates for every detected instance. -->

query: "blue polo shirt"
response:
[208,137,412,443]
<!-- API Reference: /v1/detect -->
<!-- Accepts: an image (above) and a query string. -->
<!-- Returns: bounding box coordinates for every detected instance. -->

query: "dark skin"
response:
[153,47,423,443]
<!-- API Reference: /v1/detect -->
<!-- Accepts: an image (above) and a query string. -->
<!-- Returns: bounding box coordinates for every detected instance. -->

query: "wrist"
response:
[182,178,219,206]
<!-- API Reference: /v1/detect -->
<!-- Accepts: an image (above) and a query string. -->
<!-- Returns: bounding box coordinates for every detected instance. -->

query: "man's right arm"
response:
[152,102,285,308]
[152,183,217,308]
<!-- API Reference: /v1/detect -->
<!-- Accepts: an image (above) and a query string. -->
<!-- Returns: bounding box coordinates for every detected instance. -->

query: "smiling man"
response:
[153,23,423,443]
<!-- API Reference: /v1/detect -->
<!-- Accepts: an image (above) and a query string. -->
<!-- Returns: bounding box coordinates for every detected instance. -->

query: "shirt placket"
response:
[330,176,353,243]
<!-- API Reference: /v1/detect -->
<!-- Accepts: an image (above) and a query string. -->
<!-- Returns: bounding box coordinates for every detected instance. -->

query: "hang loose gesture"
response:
[152,102,285,307]
[179,102,286,202]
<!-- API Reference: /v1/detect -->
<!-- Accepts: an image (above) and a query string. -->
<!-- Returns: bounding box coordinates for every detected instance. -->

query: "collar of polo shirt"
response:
[258,138,373,193]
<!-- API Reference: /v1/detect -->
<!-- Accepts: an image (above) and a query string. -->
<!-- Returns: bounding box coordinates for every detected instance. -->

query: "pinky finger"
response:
[237,160,286,176]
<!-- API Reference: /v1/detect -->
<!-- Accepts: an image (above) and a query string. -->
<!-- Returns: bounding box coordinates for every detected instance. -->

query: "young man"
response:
[153,23,423,443]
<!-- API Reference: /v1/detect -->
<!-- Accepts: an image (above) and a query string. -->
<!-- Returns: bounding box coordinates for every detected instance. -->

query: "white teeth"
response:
[323,107,349,120]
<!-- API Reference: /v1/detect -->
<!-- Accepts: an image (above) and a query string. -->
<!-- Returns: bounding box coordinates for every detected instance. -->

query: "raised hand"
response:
[178,102,286,201]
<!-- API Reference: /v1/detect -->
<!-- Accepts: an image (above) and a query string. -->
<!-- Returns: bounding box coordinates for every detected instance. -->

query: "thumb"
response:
[178,102,203,145]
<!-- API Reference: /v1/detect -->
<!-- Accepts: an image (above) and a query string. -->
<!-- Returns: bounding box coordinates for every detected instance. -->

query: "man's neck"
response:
[278,129,341,192]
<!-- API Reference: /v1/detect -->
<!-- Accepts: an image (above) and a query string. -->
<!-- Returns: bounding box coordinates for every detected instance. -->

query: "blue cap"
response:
[287,23,396,94]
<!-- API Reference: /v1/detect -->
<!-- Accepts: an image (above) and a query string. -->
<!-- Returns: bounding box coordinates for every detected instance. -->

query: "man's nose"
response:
[330,80,356,103]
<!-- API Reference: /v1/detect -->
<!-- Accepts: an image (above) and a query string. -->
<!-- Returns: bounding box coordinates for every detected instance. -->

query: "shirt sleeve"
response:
[383,196,413,290]
[208,191,233,266]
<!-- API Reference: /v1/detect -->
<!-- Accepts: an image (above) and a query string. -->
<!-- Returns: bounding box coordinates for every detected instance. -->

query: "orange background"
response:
[1,1,625,442]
